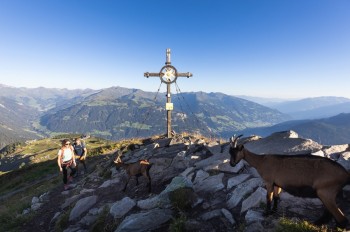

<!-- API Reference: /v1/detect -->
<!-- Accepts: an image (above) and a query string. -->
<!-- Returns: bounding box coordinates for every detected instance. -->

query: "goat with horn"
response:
[229,134,350,228]
[114,150,152,193]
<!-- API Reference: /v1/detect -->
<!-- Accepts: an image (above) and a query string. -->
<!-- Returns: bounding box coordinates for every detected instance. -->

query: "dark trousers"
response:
[62,163,76,184]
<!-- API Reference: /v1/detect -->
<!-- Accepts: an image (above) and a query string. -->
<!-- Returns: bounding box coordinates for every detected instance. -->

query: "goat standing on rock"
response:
[229,135,350,228]
[114,150,152,193]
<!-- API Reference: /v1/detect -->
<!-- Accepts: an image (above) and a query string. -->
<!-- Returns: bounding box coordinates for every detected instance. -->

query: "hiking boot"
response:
[68,176,73,183]
[64,184,69,191]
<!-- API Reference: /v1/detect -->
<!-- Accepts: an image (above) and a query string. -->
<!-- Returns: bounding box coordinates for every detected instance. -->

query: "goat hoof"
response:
[336,219,349,229]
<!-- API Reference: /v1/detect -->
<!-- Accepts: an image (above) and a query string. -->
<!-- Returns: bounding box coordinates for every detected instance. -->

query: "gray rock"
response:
[149,157,177,183]
[115,208,173,232]
[337,151,350,171]
[205,143,223,156]
[227,173,251,190]
[245,130,322,155]
[61,195,82,210]
[180,167,194,177]
[245,222,265,232]
[50,212,61,224]
[79,214,99,226]
[138,176,193,210]
[39,192,50,202]
[311,150,325,157]
[69,195,98,221]
[110,197,136,218]
[193,170,209,184]
[194,173,225,193]
[245,209,265,224]
[227,178,264,209]
[31,202,43,211]
[63,225,84,232]
[203,158,240,173]
[241,187,266,213]
[80,188,95,194]
[22,208,31,215]
[88,207,99,216]
[137,195,161,210]
[323,144,349,157]
[221,208,236,225]
[31,196,39,204]
[170,151,190,169]
[156,138,172,148]
[98,177,121,188]
[200,209,222,220]
[194,153,227,169]
[159,176,193,201]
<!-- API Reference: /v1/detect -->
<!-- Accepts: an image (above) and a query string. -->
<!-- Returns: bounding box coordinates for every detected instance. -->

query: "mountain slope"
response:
[0,84,98,148]
[0,96,41,148]
[270,96,350,119]
[39,88,289,140]
[0,84,97,112]
[240,113,350,145]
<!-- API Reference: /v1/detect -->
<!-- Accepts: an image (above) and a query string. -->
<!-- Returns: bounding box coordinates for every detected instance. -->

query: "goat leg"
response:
[123,176,130,192]
[317,190,348,228]
[264,184,274,216]
[314,209,332,226]
[147,177,152,193]
[272,186,282,212]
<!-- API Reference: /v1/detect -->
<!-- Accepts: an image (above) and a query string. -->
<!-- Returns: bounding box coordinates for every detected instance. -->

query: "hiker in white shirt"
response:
[57,139,77,190]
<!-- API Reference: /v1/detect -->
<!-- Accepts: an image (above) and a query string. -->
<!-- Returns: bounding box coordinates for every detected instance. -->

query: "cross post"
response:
[144,48,192,138]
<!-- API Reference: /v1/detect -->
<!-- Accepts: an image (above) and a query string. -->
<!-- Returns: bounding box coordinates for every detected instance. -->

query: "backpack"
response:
[73,141,85,157]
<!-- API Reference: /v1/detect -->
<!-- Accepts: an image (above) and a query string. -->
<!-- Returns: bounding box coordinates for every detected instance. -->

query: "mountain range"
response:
[1,84,350,147]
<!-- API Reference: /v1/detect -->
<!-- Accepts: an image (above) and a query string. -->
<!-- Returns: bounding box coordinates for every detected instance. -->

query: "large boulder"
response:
[115,208,173,232]
[69,195,98,221]
[244,130,322,155]
[110,197,136,219]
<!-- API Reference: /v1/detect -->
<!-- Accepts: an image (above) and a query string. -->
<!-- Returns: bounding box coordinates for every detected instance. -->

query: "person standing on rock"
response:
[73,137,88,175]
[57,139,77,190]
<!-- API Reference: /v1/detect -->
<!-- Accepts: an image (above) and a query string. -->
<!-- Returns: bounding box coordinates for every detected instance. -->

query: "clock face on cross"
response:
[160,65,178,84]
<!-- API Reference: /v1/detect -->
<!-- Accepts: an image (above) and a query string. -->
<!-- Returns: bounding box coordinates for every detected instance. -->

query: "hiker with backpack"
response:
[73,137,88,175]
[57,139,77,190]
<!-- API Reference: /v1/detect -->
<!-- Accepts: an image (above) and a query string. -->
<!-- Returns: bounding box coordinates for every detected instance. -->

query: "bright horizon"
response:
[0,1,349,99]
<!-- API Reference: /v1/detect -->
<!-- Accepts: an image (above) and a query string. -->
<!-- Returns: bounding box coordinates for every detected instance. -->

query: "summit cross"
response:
[144,48,192,138]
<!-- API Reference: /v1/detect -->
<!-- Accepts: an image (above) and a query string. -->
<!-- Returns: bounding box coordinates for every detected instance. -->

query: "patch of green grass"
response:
[169,213,187,232]
[0,135,132,231]
[90,206,120,232]
[276,218,335,232]
[169,188,195,212]
[54,209,71,232]
[0,202,33,232]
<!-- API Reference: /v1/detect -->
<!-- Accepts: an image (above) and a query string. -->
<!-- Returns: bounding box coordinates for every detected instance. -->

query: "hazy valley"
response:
[1,84,350,149]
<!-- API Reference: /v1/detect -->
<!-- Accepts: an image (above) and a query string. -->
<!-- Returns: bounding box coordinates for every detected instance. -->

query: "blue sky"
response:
[0,0,349,99]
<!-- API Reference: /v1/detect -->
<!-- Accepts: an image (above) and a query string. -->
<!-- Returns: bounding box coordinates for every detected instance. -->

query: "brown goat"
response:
[114,151,152,192]
[229,135,350,228]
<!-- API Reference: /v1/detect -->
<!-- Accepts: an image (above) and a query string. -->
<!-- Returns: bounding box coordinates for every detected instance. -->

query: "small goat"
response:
[114,151,152,192]
[229,135,350,228]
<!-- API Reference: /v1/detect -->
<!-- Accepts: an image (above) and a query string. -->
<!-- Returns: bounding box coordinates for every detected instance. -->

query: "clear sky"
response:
[0,0,349,99]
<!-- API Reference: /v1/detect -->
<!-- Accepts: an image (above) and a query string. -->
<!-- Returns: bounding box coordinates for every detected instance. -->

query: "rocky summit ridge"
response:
[23,131,350,231]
